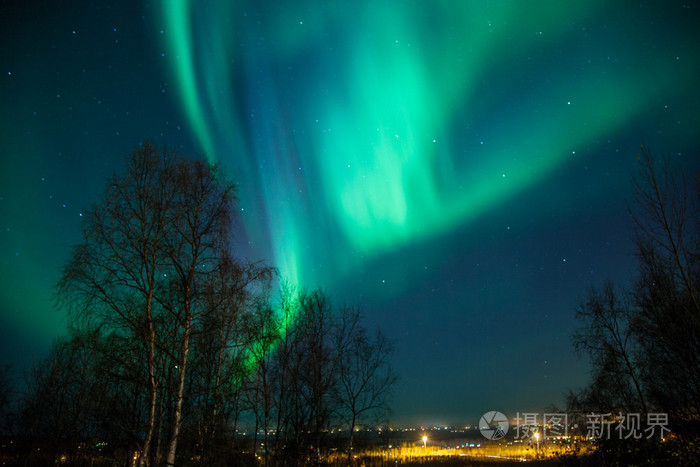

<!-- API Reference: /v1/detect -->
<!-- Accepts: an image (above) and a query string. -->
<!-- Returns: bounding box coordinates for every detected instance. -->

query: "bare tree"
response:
[262,289,397,466]
[57,143,177,465]
[571,145,700,432]
[630,146,700,430]
[334,310,397,466]
[19,332,113,464]
[572,282,647,415]
[268,282,302,464]
[245,300,280,466]
[159,158,237,466]
[631,146,700,320]
[51,142,400,463]
[56,144,257,464]
[295,289,344,464]
[186,253,273,463]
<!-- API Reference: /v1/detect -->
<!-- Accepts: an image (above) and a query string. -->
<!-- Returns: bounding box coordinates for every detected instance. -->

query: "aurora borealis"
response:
[2,0,700,423]
[159,0,696,290]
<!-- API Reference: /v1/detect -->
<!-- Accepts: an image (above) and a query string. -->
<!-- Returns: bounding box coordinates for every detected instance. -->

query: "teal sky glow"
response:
[1,0,698,423]
[159,0,694,291]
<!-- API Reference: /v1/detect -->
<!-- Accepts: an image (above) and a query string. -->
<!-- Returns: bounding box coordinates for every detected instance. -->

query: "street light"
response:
[422,435,427,449]
[534,431,540,452]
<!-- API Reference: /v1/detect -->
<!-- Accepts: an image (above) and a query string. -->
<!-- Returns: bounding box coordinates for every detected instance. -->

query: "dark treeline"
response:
[568,146,700,462]
[0,144,396,467]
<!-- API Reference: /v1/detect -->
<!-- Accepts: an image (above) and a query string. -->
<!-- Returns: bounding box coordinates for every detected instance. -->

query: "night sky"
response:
[1,1,699,425]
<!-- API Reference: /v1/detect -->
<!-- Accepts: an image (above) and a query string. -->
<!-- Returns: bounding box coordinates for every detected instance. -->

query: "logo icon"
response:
[479,411,509,440]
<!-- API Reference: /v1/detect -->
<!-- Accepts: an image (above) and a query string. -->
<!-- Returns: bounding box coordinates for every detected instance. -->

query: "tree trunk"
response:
[165,315,191,466]
[139,298,158,467]
[210,324,226,440]
[347,412,356,466]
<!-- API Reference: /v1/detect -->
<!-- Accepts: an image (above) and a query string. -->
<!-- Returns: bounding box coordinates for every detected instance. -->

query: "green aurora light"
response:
[1,0,700,422]
[159,0,693,291]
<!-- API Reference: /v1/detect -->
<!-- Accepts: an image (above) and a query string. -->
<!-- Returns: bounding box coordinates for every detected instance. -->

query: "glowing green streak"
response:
[157,0,693,295]
[330,70,667,255]
[161,0,216,163]
[305,2,598,258]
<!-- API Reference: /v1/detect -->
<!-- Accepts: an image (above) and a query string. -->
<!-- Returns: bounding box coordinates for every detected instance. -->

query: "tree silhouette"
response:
[57,143,177,465]
[571,145,700,433]
[630,146,700,431]
[40,142,397,465]
[572,282,646,415]
[334,309,397,466]
[56,143,265,464]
